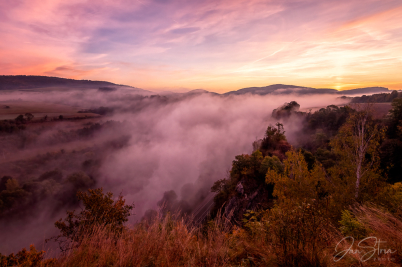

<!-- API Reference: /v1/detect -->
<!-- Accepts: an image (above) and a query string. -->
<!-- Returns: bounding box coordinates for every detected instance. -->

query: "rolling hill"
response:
[0,76,396,97]
[0,75,151,95]
[224,84,391,96]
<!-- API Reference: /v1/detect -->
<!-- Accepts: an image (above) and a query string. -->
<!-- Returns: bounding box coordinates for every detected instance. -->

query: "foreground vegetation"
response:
[1,98,402,266]
[2,193,401,266]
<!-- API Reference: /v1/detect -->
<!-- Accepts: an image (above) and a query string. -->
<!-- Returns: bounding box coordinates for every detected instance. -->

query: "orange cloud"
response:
[336,4,402,31]
[0,0,401,91]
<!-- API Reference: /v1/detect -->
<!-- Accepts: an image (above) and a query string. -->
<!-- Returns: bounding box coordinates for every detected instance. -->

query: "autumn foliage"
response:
[52,188,134,251]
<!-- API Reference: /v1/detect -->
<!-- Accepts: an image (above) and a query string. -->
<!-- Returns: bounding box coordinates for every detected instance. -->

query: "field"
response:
[0,100,99,120]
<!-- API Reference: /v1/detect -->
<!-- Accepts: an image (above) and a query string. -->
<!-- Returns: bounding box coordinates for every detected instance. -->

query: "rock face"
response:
[235,182,244,195]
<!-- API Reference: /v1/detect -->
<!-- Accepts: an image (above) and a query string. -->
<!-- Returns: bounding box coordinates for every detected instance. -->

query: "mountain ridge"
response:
[224,84,391,96]
[0,75,150,94]
[0,75,395,96]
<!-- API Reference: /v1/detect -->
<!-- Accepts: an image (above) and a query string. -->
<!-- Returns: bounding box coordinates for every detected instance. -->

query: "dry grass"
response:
[48,214,333,267]
[37,205,402,267]
[55,214,233,267]
[352,205,402,264]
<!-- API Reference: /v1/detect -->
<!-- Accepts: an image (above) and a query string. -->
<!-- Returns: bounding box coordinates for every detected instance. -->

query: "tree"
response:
[0,176,12,191]
[265,123,286,142]
[387,98,402,138]
[262,150,334,265]
[14,115,25,124]
[331,105,385,199]
[260,123,290,158]
[265,150,329,205]
[272,101,301,119]
[24,113,34,121]
[0,178,29,214]
[259,155,283,176]
[53,188,134,251]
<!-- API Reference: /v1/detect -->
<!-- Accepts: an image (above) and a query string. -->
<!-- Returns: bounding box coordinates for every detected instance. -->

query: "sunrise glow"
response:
[1,0,401,92]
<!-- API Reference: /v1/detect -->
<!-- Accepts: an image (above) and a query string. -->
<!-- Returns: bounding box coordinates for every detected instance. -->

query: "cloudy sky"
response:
[1,0,401,92]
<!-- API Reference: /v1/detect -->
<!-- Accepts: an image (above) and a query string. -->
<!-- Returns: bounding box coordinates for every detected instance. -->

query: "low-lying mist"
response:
[0,88,348,254]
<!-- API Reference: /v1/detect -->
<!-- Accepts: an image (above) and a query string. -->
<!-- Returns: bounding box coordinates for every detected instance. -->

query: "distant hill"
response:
[0,76,394,97]
[351,90,402,103]
[339,87,390,95]
[224,84,390,96]
[184,89,220,96]
[0,75,151,94]
[224,84,335,95]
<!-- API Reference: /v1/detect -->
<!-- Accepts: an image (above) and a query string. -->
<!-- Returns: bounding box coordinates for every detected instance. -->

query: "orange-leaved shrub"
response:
[0,245,55,267]
[51,188,134,251]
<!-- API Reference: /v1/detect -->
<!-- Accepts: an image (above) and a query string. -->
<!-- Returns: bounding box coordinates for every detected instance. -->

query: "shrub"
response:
[339,210,368,239]
[264,203,338,267]
[52,188,134,251]
[0,245,55,267]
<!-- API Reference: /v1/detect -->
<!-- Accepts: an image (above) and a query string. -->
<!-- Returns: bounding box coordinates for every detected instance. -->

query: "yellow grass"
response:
[47,206,402,267]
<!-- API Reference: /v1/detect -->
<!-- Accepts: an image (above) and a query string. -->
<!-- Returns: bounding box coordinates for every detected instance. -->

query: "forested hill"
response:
[0,75,142,91]
[224,84,391,96]
[351,90,402,103]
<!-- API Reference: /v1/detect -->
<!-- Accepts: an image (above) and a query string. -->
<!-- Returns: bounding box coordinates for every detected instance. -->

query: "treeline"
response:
[351,90,402,103]
[0,120,26,134]
[1,119,128,153]
[0,113,106,134]
[205,98,402,265]
[0,113,36,133]
[0,171,95,219]
[0,120,132,221]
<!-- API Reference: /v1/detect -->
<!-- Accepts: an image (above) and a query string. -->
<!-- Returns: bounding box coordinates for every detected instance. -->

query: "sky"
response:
[0,0,401,93]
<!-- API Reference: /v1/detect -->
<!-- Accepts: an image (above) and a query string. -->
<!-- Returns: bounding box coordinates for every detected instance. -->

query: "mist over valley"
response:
[0,76,401,266]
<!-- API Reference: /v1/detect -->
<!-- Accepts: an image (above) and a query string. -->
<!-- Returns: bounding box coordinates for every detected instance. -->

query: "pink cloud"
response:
[0,0,401,91]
